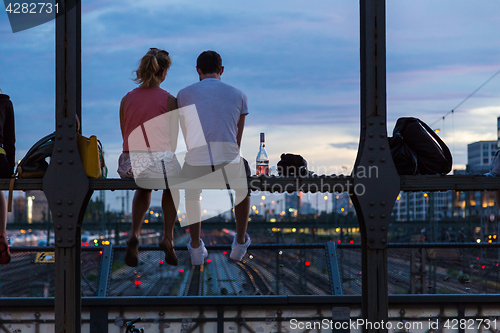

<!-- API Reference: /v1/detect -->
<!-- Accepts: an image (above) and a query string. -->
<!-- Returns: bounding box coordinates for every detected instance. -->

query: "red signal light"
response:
[350,240,354,244]
[207,259,212,263]
[305,262,311,266]
[81,242,84,246]
[223,251,227,255]
[159,260,164,264]
[85,242,89,247]
[134,280,141,286]
[179,269,184,273]
[482,266,485,269]
[337,240,341,244]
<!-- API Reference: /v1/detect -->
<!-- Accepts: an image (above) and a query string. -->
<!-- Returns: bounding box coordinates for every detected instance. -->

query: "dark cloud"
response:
[330,142,359,150]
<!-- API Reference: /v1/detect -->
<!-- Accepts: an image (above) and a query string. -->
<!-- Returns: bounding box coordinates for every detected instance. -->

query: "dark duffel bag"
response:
[389,117,452,175]
[277,153,309,177]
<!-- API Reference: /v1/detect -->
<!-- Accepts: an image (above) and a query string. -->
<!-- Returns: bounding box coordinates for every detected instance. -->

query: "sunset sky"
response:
[2,0,500,214]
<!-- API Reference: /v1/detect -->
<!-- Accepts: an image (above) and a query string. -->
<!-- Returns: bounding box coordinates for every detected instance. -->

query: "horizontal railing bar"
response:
[8,243,328,252]
[2,175,500,192]
[337,242,500,249]
[0,175,500,193]
[9,242,500,252]
[4,219,491,231]
[0,178,43,190]
[400,175,500,191]
[2,295,500,308]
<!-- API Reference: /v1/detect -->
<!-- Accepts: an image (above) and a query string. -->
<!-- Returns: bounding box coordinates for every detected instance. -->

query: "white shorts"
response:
[117,151,182,180]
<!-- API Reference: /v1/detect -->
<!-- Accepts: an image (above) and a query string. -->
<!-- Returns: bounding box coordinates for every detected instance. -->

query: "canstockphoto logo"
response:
[3,0,79,33]
[127,104,248,227]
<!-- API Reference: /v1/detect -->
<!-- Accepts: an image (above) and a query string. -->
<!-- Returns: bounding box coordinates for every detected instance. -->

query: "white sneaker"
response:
[230,233,251,261]
[187,239,208,266]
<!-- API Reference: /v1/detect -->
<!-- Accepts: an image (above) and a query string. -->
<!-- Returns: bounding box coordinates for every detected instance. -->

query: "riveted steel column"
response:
[43,1,90,332]
[351,1,400,332]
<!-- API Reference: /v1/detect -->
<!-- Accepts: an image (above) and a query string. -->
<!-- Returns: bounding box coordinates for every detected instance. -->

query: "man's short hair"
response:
[197,51,222,75]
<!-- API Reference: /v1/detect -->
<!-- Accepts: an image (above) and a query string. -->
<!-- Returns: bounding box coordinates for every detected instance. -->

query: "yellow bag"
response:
[77,135,106,179]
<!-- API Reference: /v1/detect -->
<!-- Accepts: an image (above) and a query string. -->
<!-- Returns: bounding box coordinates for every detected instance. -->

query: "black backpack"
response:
[17,133,55,178]
[389,117,452,175]
[277,153,310,176]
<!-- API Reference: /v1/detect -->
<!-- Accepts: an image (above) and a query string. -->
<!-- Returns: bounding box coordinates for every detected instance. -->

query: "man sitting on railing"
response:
[177,50,252,265]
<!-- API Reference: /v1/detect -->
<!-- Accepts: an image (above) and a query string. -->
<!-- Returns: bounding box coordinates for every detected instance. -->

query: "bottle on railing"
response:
[256,132,269,176]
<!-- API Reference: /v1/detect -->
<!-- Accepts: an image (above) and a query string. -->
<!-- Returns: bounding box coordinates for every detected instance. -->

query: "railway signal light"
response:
[305,262,311,266]
[134,280,141,286]
[179,269,184,273]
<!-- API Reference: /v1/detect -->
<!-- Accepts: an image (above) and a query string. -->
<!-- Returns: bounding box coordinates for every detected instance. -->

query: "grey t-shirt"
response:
[177,78,248,166]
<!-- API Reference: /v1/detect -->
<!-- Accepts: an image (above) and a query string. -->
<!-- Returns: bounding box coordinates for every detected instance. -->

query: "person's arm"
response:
[237,93,248,149]
[167,94,179,152]
[119,96,126,141]
[176,92,189,148]
[236,114,247,148]
[4,100,15,172]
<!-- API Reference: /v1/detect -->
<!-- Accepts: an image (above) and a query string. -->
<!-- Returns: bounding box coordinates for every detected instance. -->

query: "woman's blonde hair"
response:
[133,48,171,88]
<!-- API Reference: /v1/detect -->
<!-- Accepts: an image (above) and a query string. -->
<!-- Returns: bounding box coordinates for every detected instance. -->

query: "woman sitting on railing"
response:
[118,48,181,267]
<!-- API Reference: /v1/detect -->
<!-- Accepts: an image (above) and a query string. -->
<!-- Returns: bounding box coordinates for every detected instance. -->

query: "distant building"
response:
[285,193,302,212]
[467,140,497,174]
[12,192,26,224]
[332,192,354,214]
[497,116,500,149]
[393,191,450,221]
[25,190,49,223]
[301,201,316,215]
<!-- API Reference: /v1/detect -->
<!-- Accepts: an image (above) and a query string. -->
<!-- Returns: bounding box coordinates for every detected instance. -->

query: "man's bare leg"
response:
[185,198,201,248]
[234,196,250,244]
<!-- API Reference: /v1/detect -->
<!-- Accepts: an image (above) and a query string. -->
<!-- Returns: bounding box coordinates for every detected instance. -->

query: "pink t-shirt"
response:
[122,87,172,152]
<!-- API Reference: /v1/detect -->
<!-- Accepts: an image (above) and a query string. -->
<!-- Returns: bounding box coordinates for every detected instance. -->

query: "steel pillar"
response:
[43,1,91,332]
[351,0,400,332]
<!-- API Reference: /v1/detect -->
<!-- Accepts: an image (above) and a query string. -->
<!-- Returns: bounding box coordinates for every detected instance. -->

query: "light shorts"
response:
[181,158,251,200]
[117,151,182,180]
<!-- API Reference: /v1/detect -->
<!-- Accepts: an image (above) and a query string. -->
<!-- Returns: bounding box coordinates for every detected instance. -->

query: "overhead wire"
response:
[429,69,500,127]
